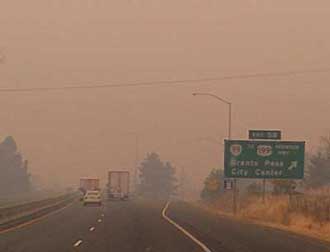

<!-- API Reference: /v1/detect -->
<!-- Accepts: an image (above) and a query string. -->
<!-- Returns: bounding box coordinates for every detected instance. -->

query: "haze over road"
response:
[2,1,330,194]
[1,200,329,252]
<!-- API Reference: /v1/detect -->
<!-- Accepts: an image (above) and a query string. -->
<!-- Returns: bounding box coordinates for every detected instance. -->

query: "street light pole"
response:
[192,92,238,214]
[228,102,238,214]
[228,102,232,140]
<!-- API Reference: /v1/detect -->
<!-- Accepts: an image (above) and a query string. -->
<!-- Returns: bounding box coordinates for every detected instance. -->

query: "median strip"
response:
[0,193,77,234]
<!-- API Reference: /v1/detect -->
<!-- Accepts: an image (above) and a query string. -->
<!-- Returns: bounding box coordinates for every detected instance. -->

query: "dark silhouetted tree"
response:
[306,135,330,188]
[138,152,177,199]
[0,136,31,195]
[200,169,223,202]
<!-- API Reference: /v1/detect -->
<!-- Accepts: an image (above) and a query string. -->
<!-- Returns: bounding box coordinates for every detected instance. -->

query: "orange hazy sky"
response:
[1,1,330,195]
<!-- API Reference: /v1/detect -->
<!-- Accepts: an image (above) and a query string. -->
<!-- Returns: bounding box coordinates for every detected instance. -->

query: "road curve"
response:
[168,201,330,252]
[1,199,330,252]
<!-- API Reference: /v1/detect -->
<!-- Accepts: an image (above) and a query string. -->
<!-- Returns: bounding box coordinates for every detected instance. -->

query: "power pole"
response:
[134,135,139,192]
[180,167,185,201]
[0,49,5,64]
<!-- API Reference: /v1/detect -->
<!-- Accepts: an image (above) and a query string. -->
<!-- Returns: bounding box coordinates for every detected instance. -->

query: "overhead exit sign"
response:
[249,130,281,140]
[224,140,305,179]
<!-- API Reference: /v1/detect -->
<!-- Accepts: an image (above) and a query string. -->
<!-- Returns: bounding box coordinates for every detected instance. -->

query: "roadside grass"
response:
[201,190,330,242]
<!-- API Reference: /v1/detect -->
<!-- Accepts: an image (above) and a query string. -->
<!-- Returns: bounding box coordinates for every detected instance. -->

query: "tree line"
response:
[0,136,31,195]
[138,152,177,199]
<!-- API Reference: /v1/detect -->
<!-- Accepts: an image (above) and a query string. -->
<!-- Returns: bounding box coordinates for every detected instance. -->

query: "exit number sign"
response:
[249,130,281,140]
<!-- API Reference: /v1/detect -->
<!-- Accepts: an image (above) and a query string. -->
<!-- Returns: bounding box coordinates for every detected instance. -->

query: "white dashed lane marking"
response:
[97,219,102,223]
[89,227,95,231]
[73,240,83,247]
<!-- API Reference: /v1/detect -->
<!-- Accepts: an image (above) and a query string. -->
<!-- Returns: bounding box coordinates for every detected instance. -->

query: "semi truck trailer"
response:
[107,171,130,200]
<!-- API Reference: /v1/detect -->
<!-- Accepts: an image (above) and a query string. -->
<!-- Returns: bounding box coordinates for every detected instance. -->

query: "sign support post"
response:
[262,179,266,204]
[229,103,238,215]
[249,130,282,204]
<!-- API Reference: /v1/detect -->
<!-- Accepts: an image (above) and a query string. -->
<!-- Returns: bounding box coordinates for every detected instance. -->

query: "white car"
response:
[83,190,102,206]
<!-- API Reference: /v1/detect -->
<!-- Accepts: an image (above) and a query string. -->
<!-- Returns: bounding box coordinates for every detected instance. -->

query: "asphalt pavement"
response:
[0,200,200,252]
[168,201,330,252]
[0,199,330,252]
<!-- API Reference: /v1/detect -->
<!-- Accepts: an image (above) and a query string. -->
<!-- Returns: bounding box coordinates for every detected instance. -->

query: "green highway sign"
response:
[249,130,281,140]
[224,140,305,179]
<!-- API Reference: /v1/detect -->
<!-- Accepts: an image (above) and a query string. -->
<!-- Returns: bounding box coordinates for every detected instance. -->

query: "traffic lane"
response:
[79,200,203,252]
[0,200,104,252]
[168,201,330,252]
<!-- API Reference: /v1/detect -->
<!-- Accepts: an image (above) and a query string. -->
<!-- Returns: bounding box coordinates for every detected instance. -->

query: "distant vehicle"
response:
[79,177,100,195]
[107,171,130,200]
[83,190,102,206]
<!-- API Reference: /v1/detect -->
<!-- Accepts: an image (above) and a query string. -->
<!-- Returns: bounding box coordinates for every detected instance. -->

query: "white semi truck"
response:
[79,177,100,194]
[107,171,130,200]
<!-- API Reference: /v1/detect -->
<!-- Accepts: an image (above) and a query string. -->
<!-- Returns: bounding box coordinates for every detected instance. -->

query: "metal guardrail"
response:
[0,190,66,208]
[0,192,78,230]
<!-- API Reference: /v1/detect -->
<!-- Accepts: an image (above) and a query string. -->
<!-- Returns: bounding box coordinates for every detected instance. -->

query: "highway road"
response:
[0,199,330,252]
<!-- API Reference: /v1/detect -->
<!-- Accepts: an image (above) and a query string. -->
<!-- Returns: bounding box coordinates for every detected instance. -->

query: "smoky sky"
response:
[1,1,330,196]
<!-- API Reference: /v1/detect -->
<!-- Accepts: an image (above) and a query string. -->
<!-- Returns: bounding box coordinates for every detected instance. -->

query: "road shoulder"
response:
[167,201,330,252]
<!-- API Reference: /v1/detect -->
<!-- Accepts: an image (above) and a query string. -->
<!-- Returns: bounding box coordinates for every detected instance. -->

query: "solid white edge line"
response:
[162,201,212,252]
[73,240,83,247]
